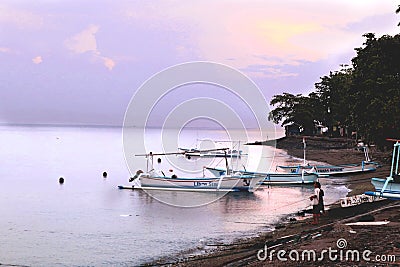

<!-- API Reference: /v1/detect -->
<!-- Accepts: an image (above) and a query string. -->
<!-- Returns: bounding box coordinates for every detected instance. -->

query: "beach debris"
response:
[340,194,381,208]
[332,222,353,233]
[345,221,390,226]
[59,177,64,184]
[103,171,107,178]
[312,233,322,239]
[349,230,357,234]
[289,217,297,222]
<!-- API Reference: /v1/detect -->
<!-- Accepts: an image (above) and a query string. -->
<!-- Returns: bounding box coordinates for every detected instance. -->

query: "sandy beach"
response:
[153,136,400,266]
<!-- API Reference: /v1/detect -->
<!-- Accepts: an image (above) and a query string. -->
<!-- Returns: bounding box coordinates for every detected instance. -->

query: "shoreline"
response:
[148,136,399,266]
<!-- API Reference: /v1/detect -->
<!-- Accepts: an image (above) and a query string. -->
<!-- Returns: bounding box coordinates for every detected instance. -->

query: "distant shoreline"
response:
[0,123,285,132]
[0,122,123,128]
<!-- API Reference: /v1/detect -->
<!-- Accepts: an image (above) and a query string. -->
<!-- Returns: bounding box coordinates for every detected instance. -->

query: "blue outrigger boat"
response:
[365,139,400,200]
[278,161,377,176]
[205,166,319,185]
[277,139,378,175]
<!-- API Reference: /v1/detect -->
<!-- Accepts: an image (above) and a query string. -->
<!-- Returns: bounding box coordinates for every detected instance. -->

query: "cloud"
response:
[95,54,115,70]
[130,0,397,74]
[64,24,115,70]
[0,47,11,53]
[241,65,298,79]
[0,4,43,29]
[102,57,115,70]
[32,56,42,64]
[64,24,99,54]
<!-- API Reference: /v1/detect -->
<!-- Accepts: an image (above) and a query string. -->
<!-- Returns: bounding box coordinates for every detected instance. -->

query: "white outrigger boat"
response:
[118,150,264,192]
[365,139,400,200]
[179,140,244,158]
[179,148,243,158]
[277,138,378,175]
[205,167,319,185]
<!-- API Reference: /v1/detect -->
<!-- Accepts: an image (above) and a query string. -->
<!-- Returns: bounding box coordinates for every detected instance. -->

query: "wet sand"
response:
[149,136,400,266]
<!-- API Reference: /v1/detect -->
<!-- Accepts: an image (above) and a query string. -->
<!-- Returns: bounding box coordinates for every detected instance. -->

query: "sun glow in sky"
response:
[0,0,398,126]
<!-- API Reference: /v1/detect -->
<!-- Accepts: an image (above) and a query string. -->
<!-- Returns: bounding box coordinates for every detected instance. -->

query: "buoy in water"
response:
[59,177,64,184]
[103,171,108,178]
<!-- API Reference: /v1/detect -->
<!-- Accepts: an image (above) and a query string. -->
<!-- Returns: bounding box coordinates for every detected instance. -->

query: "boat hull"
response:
[130,173,262,192]
[365,141,400,200]
[205,167,318,185]
[278,163,376,176]
[365,191,400,200]
[262,172,318,185]
[370,178,400,194]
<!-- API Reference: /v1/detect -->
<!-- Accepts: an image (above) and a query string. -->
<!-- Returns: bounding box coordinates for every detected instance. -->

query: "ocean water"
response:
[0,126,348,266]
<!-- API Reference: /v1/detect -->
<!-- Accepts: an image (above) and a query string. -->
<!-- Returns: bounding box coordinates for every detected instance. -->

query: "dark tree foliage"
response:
[269,33,400,147]
[268,93,315,135]
[351,33,400,146]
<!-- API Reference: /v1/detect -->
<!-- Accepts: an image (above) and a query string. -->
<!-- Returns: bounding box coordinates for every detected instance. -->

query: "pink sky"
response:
[0,0,398,126]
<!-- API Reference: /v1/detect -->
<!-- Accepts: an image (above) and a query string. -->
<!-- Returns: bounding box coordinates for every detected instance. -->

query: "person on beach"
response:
[316,182,325,215]
[310,182,321,224]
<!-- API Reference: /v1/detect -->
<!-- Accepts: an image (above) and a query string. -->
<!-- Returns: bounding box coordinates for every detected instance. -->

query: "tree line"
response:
[269,7,400,148]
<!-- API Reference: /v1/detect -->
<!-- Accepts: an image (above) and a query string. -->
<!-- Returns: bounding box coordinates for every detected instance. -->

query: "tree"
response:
[269,93,319,135]
[269,6,400,145]
[314,66,353,134]
[351,33,400,146]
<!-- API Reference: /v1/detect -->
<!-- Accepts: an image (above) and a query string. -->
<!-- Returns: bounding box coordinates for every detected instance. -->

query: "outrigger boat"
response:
[179,140,244,158]
[277,138,378,175]
[118,149,264,192]
[178,148,243,158]
[205,167,319,185]
[278,162,377,176]
[365,139,400,200]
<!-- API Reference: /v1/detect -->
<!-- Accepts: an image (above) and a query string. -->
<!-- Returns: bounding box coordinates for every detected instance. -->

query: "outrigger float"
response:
[365,139,400,200]
[118,149,264,193]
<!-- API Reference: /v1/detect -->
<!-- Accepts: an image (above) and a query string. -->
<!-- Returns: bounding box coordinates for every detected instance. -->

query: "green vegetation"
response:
[269,7,400,148]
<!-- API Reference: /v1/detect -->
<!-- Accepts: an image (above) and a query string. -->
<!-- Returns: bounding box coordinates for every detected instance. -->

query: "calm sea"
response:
[0,125,348,266]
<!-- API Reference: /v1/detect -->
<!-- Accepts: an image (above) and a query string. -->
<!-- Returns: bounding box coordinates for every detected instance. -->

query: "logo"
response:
[122,62,277,207]
[257,237,396,263]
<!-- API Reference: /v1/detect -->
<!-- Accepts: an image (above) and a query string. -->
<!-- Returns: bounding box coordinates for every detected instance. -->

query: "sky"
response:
[0,0,399,127]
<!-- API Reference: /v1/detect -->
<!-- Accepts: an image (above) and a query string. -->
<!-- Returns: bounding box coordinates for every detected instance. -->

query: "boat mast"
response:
[303,137,306,166]
[224,149,230,175]
[395,142,400,175]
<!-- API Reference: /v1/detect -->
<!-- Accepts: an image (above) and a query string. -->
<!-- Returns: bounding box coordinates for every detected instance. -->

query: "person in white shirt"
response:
[310,182,321,225]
